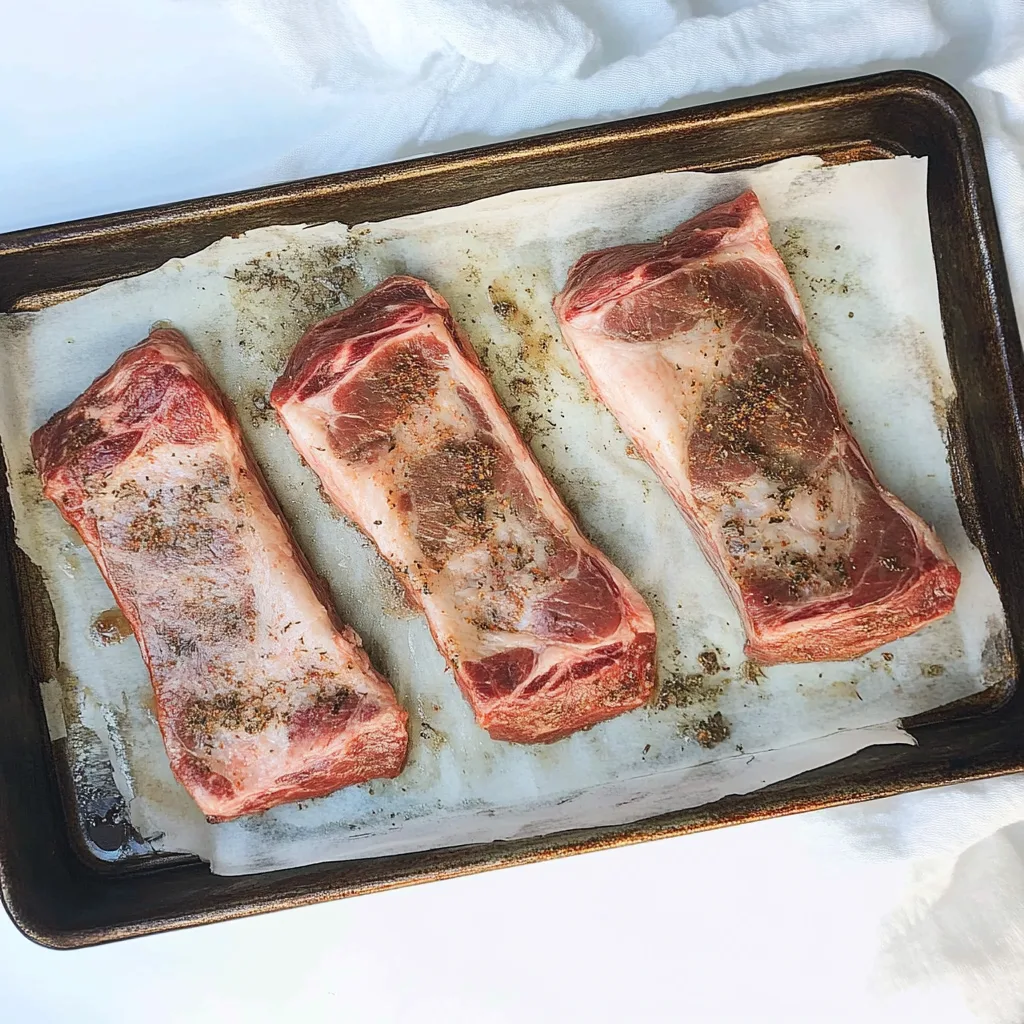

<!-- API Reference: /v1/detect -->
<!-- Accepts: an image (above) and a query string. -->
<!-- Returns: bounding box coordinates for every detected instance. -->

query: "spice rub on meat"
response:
[271,277,657,742]
[32,328,408,821]
[554,190,960,663]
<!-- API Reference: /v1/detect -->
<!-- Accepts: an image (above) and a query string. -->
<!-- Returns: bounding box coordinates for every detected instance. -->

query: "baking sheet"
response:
[0,155,1010,875]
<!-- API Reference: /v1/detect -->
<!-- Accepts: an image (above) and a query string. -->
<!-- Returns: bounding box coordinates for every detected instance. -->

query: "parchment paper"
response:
[0,155,1010,874]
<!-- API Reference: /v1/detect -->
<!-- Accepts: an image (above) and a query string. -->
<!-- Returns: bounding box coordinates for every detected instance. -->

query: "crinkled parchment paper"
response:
[0,155,1010,874]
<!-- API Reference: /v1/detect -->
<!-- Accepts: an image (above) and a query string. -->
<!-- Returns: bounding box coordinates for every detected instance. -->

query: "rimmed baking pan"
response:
[1,69,1021,948]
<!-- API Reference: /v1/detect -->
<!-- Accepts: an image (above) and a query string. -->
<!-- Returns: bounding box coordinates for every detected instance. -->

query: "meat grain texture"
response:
[554,191,960,663]
[271,277,657,742]
[32,328,408,820]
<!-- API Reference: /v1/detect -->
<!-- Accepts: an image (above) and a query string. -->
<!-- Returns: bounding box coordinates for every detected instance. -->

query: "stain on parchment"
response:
[692,711,731,749]
[654,637,735,749]
[507,376,538,399]
[314,482,343,520]
[417,719,446,753]
[89,608,132,647]
[227,236,369,372]
[775,220,862,302]
[656,672,715,710]
[828,680,862,700]
[889,320,951,435]
[776,221,952,441]
[0,311,35,347]
[232,243,355,315]
[741,660,766,684]
[698,649,728,675]
[782,165,838,207]
[248,389,274,427]
[370,559,418,620]
[796,678,863,702]
[488,280,570,378]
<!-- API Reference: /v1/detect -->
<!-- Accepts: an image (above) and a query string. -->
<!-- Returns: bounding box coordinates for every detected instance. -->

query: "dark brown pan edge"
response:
[1,69,1022,948]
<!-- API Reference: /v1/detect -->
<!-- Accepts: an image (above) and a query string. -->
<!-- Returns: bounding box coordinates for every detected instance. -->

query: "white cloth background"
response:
[2,1,1024,1021]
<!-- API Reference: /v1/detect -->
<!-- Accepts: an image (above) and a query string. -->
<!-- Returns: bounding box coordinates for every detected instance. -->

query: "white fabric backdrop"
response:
[2,1,1024,1021]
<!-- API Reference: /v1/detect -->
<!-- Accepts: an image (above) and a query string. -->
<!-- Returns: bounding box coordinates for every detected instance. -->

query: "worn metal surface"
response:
[0,70,1021,948]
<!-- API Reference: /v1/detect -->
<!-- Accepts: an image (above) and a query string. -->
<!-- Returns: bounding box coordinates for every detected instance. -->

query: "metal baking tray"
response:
[1,70,1021,948]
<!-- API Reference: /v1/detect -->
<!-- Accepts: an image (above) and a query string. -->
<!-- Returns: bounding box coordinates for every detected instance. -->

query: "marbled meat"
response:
[32,328,408,821]
[553,191,960,664]
[271,277,657,742]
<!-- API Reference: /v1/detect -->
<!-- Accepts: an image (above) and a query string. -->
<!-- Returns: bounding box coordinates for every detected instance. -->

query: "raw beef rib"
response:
[32,328,408,821]
[553,191,960,664]
[271,277,657,742]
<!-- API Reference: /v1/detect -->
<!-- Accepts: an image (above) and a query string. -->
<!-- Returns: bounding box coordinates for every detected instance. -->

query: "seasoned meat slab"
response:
[554,191,960,664]
[32,328,408,821]
[271,277,657,742]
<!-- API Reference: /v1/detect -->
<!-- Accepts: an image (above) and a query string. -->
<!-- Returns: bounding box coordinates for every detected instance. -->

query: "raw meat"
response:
[271,277,657,742]
[553,191,960,664]
[32,328,408,821]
